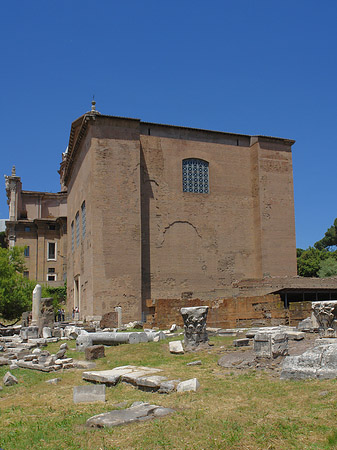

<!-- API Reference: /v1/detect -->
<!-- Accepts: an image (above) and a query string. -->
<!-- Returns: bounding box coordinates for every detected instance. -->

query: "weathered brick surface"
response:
[145,295,312,329]
[100,312,118,328]
[63,114,298,322]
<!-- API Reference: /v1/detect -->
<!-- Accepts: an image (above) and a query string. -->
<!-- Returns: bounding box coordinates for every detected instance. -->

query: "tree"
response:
[0,231,6,249]
[318,256,337,278]
[41,282,67,315]
[314,218,337,251]
[0,247,35,320]
[297,247,324,277]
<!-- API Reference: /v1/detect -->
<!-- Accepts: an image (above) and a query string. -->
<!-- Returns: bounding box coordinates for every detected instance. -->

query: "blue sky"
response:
[0,0,336,249]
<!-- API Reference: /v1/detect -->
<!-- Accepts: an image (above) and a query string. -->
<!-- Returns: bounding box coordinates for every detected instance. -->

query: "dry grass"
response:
[1,336,337,449]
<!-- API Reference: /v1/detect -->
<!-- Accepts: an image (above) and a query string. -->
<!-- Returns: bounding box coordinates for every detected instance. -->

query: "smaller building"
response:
[4,166,67,286]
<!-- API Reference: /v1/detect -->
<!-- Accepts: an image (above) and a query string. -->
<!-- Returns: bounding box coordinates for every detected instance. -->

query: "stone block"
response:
[53,328,64,338]
[46,378,61,385]
[254,332,288,358]
[186,360,202,366]
[281,342,337,380]
[135,375,168,391]
[86,402,174,428]
[85,345,105,361]
[233,338,250,347]
[100,311,118,329]
[3,371,18,386]
[83,365,162,386]
[42,327,52,339]
[73,385,106,403]
[20,326,39,339]
[169,341,184,354]
[176,378,200,392]
[158,380,181,394]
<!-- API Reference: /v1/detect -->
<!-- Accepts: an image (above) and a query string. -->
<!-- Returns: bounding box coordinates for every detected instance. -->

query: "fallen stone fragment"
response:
[55,357,73,365]
[42,327,52,339]
[177,378,200,392]
[44,355,57,367]
[73,360,97,370]
[62,363,74,369]
[158,380,181,394]
[59,343,68,350]
[0,357,9,366]
[286,331,305,341]
[83,365,162,386]
[134,375,168,391]
[3,371,18,386]
[169,341,184,354]
[187,360,202,366]
[23,355,37,362]
[56,348,67,359]
[9,363,19,370]
[86,402,175,428]
[297,317,316,332]
[32,348,42,355]
[170,324,177,332]
[16,360,60,372]
[233,338,250,347]
[281,342,337,380]
[85,345,105,361]
[73,385,106,403]
[46,378,61,385]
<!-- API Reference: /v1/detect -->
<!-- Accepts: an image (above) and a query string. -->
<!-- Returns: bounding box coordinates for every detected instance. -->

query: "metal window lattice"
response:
[182,159,209,193]
[71,222,74,253]
[81,202,86,239]
[75,212,80,247]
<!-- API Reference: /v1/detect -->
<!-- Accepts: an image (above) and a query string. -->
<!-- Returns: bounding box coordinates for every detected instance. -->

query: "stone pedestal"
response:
[115,307,122,328]
[38,298,54,337]
[254,332,288,358]
[312,301,337,337]
[180,306,209,349]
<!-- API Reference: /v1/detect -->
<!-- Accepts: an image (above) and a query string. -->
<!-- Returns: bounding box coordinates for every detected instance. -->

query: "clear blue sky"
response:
[1,0,336,249]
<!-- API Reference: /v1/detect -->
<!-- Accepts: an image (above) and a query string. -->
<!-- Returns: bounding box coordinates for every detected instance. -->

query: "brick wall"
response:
[145,295,312,329]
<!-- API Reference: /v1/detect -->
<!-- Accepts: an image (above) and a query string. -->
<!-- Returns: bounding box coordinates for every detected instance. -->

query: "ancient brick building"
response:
[62,104,297,322]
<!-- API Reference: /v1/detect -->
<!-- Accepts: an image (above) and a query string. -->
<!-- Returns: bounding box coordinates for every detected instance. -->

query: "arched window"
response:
[182,158,209,193]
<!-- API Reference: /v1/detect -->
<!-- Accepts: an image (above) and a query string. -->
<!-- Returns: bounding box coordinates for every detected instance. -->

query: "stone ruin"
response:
[180,306,209,350]
[280,300,337,379]
[312,300,337,337]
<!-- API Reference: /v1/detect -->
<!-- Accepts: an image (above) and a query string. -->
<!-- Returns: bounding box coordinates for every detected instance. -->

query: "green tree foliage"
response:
[0,247,35,320]
[297,247,325,277]
[0,231,6,249]
[318,257,337,278]
[41,282,67,314]
[298,219,337,277]
[314,218,337,250]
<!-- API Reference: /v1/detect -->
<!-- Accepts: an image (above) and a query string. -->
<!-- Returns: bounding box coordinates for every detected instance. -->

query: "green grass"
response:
[0,336,337,449]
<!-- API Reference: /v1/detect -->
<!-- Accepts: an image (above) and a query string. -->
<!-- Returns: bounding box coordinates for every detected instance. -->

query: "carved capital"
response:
[181,306,209,348]
[312,301,337,337]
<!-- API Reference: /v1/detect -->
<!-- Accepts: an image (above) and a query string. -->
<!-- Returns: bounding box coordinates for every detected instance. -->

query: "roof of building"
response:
[64,106,296,185]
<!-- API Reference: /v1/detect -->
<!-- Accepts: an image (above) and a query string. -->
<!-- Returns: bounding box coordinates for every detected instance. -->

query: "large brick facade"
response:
[63,108,297,322]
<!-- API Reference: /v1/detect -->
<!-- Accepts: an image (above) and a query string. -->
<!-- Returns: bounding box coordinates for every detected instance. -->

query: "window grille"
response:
[182,159,209,193]
[81,201,86,239]
[71,221,74,253]
[24,246,30,257]
[75,212,80,247]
